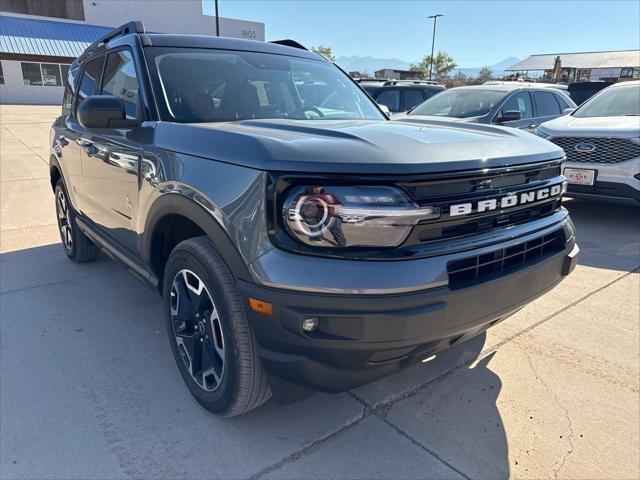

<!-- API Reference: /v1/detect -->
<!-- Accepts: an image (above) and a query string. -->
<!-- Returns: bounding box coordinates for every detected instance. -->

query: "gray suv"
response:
[50,22,579,416]
[396,83,576,131]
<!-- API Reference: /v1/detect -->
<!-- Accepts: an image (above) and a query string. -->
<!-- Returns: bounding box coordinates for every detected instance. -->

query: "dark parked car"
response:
[358,79,445,113]
[395,84,576,131]
[50,22,578,416]
[567,81,615,105]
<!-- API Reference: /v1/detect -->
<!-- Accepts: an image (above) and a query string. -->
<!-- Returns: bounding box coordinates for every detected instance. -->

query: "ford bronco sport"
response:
[50,22,579,416]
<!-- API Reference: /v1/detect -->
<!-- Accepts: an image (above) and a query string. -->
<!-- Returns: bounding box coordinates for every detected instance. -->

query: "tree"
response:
[311,46,335,62]
[478,66,494,82]
[410,51,457,80]
[453,70,467,81]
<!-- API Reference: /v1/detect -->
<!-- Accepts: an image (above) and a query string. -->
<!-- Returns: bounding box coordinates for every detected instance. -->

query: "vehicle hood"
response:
[394,114,484,124]
[154,119,562,174]
[538,115,640,138]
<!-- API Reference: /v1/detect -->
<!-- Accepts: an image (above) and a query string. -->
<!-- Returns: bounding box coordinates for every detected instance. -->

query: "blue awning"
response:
[0,15,113,58]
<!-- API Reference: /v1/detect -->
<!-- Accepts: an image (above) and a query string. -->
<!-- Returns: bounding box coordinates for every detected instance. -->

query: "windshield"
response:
[409,89,505,118]
[146,47,384,123]
[573,84,640,117]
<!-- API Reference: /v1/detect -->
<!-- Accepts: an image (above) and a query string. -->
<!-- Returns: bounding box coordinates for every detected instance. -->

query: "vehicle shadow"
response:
[0,243,507,478]
[563,196,640,271]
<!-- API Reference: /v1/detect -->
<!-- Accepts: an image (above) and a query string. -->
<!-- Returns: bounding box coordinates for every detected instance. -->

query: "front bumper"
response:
[564,158,640,202]
[239,220,578,393]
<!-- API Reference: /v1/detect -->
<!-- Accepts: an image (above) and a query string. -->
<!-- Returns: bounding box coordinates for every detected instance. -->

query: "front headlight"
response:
[282,185,439,248]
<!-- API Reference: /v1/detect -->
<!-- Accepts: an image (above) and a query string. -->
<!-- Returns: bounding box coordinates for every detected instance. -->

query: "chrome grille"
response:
[549,136,640,164]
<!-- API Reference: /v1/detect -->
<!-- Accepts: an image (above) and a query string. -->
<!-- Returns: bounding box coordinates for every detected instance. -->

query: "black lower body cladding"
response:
[239,227,579,394]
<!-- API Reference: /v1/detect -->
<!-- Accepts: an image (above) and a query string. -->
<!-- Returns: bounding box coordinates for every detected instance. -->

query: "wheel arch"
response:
[49,155,62,192]
[143,193,252,292]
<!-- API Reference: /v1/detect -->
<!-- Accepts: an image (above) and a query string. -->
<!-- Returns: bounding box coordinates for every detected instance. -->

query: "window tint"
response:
[77,56,104,107]
[534,91,561,116]
[403,89,425,111]
[101,50,140,120]
[499,91,533,120]
[376,89,401,112]
[148,48,383,122]
[573,84,640,117]
[410,89,504,118]
[21,62,42,86]
[60,64,70,85]
[554,93,570,109]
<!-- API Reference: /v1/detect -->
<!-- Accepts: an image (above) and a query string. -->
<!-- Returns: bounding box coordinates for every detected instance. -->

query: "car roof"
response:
[609,80,640,88]
[449,84,566,93]
[143,33,323,61]
[483,81,568,90]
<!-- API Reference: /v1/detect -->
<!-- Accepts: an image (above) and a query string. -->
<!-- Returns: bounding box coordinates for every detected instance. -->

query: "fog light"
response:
[302,317,319,332]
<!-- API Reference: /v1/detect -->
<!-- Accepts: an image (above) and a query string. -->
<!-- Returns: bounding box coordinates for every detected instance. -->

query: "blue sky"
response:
[203,0,640,67]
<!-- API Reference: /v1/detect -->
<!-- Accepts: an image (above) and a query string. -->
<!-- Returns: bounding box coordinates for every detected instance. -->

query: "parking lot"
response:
[0,104,638,479]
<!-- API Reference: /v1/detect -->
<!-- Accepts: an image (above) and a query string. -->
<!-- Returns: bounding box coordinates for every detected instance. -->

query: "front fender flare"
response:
[143,192,252,284]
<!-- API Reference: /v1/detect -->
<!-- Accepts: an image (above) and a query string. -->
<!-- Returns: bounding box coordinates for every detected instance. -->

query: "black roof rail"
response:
[382,79,441,86]
[269,39,309,51]
[78,20,145,62]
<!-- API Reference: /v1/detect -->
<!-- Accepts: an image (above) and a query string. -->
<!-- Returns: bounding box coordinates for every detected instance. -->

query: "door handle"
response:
[76,139,98,155]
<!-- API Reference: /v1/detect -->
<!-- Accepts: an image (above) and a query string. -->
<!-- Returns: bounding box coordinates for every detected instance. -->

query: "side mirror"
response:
[562,107,575,115]
[77,95,137,129]
[498,110,522,123]
[378,103,391,117]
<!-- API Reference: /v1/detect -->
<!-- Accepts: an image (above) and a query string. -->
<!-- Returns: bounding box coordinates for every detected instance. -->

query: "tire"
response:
[54,179,101,263]
[162,236,271,416]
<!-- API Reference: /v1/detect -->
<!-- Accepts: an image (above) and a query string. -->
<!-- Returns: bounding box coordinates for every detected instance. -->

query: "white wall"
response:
[82,0,264,40]
[0,60,64,105]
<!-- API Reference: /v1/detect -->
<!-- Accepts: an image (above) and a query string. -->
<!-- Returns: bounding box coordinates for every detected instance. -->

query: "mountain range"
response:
[335,55,520,78]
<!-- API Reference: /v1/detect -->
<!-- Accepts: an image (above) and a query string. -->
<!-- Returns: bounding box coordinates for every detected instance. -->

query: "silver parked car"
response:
[394,83,576,131]
[537,81,640,203]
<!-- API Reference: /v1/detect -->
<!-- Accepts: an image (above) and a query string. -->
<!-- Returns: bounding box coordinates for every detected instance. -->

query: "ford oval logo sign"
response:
[574,142,596,153]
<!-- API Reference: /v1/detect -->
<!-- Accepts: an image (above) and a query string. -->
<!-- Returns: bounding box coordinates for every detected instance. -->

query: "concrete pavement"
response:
[1,105,639,479]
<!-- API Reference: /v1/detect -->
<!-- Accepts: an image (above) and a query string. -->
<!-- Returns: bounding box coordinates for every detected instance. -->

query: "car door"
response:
[80,48,143,253]
[532,90,563,128]
[58,56,104,214]
[494,91,535,130]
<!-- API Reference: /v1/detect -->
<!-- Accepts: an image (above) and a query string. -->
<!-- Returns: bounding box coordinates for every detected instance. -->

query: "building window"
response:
[21,63,43,86]
[0,0,84,20]
[0,62,4,85]
[21,62,70,87]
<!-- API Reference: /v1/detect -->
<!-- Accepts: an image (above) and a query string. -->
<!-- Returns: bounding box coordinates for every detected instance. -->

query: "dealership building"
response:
[0,0,265,104]
[506,50,640,82]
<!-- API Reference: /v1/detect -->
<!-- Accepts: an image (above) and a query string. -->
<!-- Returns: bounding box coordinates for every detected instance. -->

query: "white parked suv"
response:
[536,81,640,203]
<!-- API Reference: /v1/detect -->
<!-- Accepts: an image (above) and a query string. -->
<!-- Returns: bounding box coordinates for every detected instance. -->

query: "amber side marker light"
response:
[249,298,273,316]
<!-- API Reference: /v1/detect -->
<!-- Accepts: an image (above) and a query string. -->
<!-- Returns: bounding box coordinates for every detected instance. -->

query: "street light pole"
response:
[427,14,443,81]
[215,0,220,36]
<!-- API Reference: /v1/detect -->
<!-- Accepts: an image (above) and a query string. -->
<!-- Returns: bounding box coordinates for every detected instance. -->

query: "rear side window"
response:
[534,91,561,116]
[555,93,571,109]
[76,56,104,109]
[101,50,140,120]
[403,89,425,111]
[376,89,401,112]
